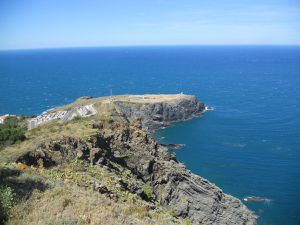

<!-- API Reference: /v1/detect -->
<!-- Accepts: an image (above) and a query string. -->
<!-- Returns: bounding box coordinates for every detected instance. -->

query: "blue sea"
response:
[0,46,299,225]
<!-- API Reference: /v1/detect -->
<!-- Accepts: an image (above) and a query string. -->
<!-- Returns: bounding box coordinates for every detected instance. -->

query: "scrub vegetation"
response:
[0,114,186,225]
[0,117,27,149]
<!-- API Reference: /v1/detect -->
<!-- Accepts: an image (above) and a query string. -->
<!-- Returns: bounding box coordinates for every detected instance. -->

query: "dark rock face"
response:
[17,119,257,225]
[114,95,205,132]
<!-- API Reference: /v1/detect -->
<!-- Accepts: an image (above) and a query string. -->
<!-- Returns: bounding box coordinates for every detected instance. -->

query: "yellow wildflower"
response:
[16,162,27,170]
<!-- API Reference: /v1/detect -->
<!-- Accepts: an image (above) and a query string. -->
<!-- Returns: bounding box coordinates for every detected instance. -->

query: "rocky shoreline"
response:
[112,94,204,132]
[10,94,256,225]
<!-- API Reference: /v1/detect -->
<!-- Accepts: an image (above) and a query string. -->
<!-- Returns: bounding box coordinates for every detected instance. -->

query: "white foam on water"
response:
[204,106,215,112]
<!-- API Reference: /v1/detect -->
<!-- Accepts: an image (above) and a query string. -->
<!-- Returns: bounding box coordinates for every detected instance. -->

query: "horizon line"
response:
[1,43,300,51]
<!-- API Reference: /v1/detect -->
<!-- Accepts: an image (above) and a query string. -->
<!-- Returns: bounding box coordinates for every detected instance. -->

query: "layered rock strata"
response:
[17,117,257,225]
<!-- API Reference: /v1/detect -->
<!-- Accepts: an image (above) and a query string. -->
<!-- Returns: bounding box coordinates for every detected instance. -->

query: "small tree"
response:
[0,185,15,223]
[0,116,27,148]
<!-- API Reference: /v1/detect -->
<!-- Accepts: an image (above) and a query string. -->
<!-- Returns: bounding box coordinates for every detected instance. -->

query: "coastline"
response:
[1,94,257,225]
[1,46,299,225]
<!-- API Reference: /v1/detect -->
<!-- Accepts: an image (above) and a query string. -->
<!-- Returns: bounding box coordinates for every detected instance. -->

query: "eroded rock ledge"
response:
[17,115,257,225]
[113,94,205,132]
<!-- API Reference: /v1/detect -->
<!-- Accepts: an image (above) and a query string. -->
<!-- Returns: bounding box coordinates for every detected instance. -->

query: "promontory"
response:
[0,94,257,225]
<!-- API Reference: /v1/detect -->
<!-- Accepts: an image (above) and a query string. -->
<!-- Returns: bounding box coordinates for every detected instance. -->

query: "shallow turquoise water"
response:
[0,46,299,224]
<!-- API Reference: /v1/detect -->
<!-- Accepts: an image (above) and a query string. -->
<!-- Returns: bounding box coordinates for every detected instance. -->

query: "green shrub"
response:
[73,116,82,121]
[170,209,177,218]
[0,116,27,148]
[142,184,153,200]
[0,185,15,223]
[101,116,113,121]
[183,218,193,225]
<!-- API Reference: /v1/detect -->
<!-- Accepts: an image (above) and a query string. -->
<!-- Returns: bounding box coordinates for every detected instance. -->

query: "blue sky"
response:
[0,0,300,49]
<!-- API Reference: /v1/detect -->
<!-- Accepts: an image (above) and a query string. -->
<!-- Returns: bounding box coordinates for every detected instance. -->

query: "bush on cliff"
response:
[142,184,153,201]
[0,116,27,148]
[0,185,15,223]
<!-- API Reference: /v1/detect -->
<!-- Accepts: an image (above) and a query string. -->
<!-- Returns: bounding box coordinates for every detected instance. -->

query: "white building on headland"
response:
[28,111,67,129]
[28,104,97,129]
[0,114,16,124]
[0,114,9,124]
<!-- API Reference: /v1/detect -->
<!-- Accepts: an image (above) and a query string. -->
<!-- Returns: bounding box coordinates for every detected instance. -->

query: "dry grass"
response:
[8,184,180,225]
[51,94,191,112]
[0,93,191,164]
[0,117,97,164]
[50,96,106,112]
[0,94,195,225]
[119,94,192,103]
[1,161,182,225]
[0,154,184,225]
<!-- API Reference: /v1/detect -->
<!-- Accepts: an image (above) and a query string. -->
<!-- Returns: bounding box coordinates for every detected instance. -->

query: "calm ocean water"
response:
[0,46,299,225]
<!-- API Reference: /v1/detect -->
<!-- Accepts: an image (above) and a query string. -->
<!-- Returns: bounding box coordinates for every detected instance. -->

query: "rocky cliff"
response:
[113,94,204,132]
[14,94,257,225]
[0,94,256,225]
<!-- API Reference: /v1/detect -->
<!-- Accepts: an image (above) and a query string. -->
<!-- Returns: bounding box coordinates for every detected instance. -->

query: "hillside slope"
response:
[0,94,256,225]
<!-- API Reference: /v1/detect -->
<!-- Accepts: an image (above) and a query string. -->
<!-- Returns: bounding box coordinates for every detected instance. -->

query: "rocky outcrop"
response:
[113,94,204,132]
[17,119,257,225]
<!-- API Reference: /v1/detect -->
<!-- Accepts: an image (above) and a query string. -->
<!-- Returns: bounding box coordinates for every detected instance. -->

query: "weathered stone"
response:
[113,95,205,132]
[16,95,256,225]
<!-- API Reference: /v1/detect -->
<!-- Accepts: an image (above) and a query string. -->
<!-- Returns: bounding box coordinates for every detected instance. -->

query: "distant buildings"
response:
[77,104,97,117]
[0,114,9,124]
[0,114,16,124]
[28,111,67,129]
[28,104,97,129]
